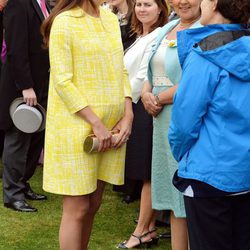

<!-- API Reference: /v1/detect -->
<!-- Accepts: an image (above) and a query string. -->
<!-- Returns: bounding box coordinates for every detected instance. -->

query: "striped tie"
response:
[40,0,48,18]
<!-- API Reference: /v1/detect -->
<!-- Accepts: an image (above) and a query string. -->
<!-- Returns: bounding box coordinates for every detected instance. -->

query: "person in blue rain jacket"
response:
[168,0,250,249]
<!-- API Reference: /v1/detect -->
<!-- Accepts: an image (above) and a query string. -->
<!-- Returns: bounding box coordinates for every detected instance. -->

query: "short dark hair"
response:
[216,0,250,25]
[131,0,168,36]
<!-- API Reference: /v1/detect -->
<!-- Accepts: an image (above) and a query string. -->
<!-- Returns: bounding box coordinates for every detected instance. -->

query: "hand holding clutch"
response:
[83,133,119,153]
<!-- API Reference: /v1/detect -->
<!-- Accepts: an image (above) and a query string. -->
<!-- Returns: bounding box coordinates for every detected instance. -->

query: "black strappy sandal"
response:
[117,232,153,249]
[148,228,159,246]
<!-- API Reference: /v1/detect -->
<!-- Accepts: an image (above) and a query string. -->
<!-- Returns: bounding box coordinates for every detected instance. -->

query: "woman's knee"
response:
[63,196,91,221]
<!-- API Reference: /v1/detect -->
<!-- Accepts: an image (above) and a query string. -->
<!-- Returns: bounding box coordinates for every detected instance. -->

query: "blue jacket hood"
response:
[177,24,250,81]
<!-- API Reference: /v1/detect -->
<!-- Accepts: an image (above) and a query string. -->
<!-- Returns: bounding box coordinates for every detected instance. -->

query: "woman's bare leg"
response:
[59,195,90,250]
[81,180,106,250]
[170,211,188,250]
[148,211,158,238]
[59,181,106,250]
[122,181,154,248]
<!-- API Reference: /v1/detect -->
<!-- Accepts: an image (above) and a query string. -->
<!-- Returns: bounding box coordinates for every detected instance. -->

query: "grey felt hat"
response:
[9,97,46,133]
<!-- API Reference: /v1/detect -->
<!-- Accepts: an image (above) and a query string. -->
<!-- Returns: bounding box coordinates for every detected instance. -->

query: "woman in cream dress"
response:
[41,0,133,249]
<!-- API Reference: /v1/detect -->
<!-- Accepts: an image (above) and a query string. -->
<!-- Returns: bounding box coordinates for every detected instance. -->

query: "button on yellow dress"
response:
[43,7,131,195]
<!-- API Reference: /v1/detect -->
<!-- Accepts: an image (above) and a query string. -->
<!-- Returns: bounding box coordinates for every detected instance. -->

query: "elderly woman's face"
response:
[172,0,201,21]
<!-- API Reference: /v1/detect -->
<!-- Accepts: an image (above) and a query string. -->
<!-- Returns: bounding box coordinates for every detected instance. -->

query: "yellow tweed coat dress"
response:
[43,7,131,195]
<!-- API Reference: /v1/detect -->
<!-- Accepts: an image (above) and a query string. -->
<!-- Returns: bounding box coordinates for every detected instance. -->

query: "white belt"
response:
[152,76,174,87]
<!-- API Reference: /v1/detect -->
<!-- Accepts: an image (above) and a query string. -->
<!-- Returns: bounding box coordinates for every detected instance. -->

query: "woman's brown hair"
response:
[216,0,250,25]
[41,0,98,47]
[131,0,168,36]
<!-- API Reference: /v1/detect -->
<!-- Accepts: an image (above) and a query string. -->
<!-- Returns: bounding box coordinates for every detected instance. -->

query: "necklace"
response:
[179,16,200,29]
[165,15,200,41]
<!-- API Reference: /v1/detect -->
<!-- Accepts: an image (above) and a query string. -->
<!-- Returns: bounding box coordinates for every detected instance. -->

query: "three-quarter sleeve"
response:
[122,66,132,99]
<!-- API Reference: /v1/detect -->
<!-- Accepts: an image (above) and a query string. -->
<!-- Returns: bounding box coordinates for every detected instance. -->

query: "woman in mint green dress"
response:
[141,0,201,248]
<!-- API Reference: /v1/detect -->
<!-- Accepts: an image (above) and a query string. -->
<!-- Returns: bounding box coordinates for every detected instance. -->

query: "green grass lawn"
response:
[0,163,171,250]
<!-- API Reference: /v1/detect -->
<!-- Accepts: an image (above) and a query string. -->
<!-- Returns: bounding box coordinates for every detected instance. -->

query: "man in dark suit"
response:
[0,0,50,212]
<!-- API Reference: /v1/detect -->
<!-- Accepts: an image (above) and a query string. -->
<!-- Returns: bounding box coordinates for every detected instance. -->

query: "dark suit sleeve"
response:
[0,12,3,72]
[0,12,3,52]
[4,0,34,90]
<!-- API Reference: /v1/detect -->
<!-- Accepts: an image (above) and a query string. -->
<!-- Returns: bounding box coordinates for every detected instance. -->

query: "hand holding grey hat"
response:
[9,97,46,133]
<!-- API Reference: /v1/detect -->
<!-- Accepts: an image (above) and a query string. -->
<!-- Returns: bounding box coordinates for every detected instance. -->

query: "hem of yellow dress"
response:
[43,178,124,196]
[43,186,97,196]
[98,177,124,186]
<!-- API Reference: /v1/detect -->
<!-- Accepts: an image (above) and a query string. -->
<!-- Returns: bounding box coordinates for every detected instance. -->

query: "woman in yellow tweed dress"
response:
[42,0,133,248]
